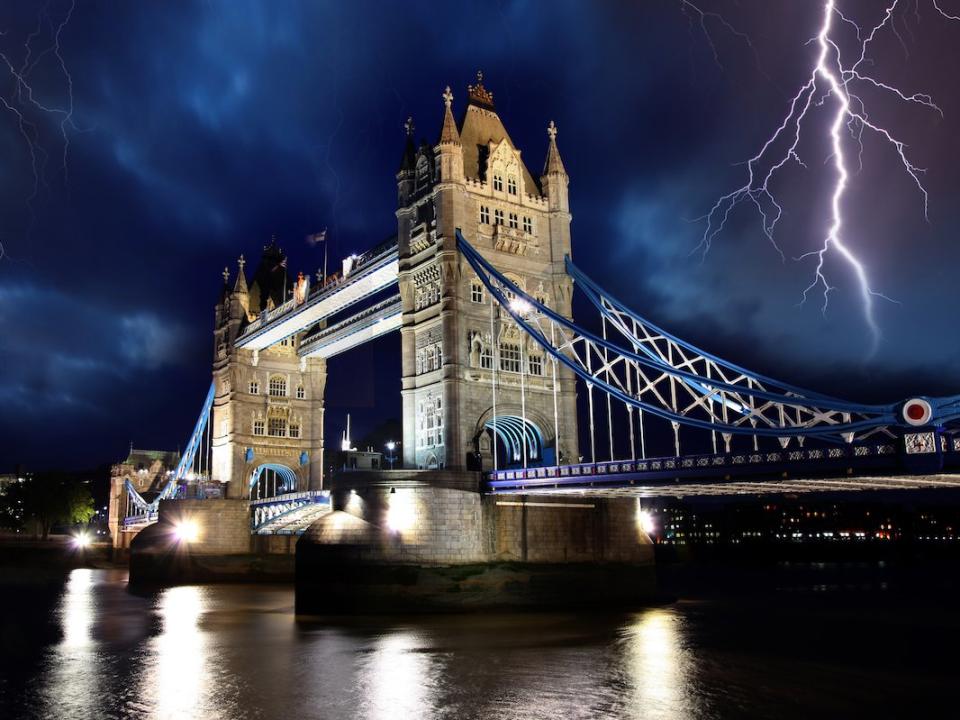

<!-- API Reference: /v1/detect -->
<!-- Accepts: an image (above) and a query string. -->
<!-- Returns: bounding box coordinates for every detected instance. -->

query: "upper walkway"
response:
[235,238,399,350]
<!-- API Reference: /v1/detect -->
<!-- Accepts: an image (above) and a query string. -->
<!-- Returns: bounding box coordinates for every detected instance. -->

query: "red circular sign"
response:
[906,404,926,421]
[902,399,932,426]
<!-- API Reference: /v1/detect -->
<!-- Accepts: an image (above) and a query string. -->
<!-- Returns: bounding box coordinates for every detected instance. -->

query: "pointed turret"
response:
[542,120,567,177]
[233,254,248,294]
[541,120,569,213]
[438,87,461,146]
[435,86,463,183]
[398,116,416,173]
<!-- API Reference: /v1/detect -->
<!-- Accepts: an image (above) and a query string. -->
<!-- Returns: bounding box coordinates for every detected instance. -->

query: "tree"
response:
[0,473,95,539]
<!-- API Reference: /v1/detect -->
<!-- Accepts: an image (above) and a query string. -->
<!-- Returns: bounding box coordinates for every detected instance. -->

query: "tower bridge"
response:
[117,74,960,606]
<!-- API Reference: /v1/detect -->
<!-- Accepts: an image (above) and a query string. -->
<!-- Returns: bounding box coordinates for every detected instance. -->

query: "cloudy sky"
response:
[2,0,959,470]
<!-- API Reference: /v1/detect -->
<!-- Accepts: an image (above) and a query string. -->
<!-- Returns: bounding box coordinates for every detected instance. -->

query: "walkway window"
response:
[479,205,490,224]
[493,174,503,192]
[528,355,543,376]
[289,421,301,439]
[296,385,305,399]
[499,342,521,373]
[253,419,265,436]
[494,209,504,225]
[523,216,533,234]
[471,280,484,303]
[480,344,493,369]
[507,176,517,195]
[249,380,259,395]
[269,375,287,397]
[268,417,287,437]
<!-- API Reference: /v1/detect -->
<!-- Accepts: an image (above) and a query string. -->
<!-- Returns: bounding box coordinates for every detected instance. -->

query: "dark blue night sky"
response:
[2,0,959,470]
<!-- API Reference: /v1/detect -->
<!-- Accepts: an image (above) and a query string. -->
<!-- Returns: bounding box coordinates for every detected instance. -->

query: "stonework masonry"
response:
[296,472,655,611]
[398,74,579,472]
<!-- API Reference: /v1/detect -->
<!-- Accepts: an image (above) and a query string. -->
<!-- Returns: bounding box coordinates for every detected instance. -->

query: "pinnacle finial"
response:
[405,116,414,136]
[238,254,246,271]
[467,70,494,108]
[547,120,558,141]
[222,266,230,283]
[442,86,453,109]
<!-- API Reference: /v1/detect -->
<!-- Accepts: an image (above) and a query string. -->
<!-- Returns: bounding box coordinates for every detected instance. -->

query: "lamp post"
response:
[385,441,399,470]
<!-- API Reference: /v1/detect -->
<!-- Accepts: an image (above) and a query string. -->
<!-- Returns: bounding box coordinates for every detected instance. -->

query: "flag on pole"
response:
[306,228,327,246]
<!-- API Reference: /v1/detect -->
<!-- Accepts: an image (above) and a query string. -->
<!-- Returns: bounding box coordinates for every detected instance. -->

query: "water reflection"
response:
[145,585,210,720]
[621,609,700,718]
[39,569,100,719]
[9,569,949,719]
[358,630,439,719]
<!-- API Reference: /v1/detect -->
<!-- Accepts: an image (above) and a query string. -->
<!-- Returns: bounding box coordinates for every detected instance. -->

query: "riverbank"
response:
[0,535,117,570]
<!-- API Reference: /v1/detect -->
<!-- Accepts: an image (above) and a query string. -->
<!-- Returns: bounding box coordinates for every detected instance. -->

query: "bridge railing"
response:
[250,490,330,532]
[487,438,960,493]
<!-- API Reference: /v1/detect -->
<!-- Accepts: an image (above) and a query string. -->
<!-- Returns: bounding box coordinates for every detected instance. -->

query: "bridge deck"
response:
[488,441,960,498]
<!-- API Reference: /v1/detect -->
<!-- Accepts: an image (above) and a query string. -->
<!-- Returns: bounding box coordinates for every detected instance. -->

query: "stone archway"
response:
[249,463,299,500]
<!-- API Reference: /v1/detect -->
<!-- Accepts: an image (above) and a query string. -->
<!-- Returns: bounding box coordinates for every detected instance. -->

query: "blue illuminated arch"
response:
[484,415,544,467]
[249,463,299,497]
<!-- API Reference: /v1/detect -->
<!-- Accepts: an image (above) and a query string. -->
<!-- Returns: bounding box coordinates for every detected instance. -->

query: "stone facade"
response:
[211,245,327,498]
[296,475,655,612]
[398,74,579,472]
[107,447,179,549]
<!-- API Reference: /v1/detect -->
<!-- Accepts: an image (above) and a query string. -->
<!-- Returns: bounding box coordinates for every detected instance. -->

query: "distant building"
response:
[107,446,179,550]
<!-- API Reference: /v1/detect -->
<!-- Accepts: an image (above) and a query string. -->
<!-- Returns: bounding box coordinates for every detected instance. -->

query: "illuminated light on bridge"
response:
[637,503,656,535]
[173,519,200,544]
[386,488,417,534]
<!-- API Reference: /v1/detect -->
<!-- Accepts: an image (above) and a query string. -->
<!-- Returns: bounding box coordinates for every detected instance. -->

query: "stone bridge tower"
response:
[211,242,327,498]
[398,73,579,471]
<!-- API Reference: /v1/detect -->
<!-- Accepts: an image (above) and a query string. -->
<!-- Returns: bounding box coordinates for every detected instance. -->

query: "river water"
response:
[0,565,956,719]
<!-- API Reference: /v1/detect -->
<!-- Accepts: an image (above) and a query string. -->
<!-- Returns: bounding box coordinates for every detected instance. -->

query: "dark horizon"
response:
[3,1,960,471]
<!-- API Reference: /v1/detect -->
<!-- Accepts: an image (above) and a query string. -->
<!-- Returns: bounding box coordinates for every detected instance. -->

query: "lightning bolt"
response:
[693,0,955,356]
[0,0,78,261]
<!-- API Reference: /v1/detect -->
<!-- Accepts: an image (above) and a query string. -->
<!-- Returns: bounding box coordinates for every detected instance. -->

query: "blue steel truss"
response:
[124,382,215,518]
[457,229,960,445]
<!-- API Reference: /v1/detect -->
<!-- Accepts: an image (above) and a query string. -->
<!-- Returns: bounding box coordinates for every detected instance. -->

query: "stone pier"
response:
[296,470,656,613]
[128,498,297,584]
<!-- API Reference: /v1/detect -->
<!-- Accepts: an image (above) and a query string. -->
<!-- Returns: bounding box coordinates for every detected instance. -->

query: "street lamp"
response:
[385,441,399,470]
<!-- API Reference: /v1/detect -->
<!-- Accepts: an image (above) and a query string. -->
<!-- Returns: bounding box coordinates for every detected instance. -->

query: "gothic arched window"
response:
[269,375,287,397]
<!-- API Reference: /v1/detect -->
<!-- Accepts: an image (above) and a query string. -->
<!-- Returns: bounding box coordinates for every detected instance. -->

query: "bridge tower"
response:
[398,73,579,471]
[211,243,327,498]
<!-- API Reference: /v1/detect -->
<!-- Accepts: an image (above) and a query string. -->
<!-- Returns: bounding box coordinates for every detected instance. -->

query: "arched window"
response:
[471,280,484,303]
[480,343,493,369]
[493,174,503,192]
[269,375,287,397]
[499,343,521,373]
[289,420,301,438]
[249,380,259,395]
[528,354,544,376]
[507,176,517,195]
[296,385,305,399]
[268,416,287,437]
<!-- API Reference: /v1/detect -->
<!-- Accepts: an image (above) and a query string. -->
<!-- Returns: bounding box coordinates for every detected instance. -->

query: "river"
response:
[0,564,956,719]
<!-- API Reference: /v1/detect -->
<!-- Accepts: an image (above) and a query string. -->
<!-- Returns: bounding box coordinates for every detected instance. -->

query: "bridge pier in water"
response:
[295,471,656,613]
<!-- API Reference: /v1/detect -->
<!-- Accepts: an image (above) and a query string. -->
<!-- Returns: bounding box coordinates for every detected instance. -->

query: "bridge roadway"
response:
[235,238,399,351]
[488,438,960,498]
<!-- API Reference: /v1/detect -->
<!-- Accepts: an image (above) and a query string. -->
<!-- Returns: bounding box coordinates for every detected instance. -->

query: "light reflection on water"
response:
[148,586,208,720]
[6,567,955,719]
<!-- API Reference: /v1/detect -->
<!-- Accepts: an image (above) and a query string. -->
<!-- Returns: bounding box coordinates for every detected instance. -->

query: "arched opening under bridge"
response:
[483,415,548,469]
[249,463,298,500]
